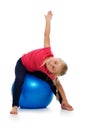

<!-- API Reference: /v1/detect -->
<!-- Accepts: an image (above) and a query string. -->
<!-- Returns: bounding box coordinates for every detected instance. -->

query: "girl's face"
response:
[46,57,63,75]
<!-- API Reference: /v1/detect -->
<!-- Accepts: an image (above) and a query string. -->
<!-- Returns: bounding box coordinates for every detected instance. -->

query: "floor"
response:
[1,96,87,130]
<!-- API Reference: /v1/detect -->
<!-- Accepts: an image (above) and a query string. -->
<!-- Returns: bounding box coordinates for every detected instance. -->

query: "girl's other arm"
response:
[44,11,53,48]
[54,78,73,111]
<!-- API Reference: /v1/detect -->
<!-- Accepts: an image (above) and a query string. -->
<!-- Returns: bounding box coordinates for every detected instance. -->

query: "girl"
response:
[10,11,73,114]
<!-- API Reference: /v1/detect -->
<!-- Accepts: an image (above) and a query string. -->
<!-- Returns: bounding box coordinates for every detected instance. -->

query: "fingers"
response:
[61,103,74,111]
[48,11,53,16]
[48,11,52,14]
[44,11,53,17]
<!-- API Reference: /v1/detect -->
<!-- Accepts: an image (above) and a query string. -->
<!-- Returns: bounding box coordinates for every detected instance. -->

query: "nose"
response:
[50,62,55,68]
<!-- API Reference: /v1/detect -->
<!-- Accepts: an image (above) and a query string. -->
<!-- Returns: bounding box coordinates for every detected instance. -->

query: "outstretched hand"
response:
[44,11,53,21]
[61,100,74,111]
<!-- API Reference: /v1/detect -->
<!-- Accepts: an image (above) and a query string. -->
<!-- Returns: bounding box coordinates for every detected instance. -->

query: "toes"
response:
[10,111,18,114]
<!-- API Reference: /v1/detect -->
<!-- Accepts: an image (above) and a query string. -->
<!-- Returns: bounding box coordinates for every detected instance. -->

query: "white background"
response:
[0,0,87,129]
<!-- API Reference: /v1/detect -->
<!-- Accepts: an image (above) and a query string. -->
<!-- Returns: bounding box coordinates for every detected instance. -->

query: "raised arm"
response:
[44,11,53,48]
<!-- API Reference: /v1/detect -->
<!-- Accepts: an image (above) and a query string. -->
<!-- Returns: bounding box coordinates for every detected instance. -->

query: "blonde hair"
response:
[60,62,68,76]
[55,60,68,76]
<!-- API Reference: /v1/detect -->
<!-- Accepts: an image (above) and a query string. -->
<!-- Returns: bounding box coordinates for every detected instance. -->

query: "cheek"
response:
[47,65,52,72]
[48,65,51,70]
[46,64,50,70]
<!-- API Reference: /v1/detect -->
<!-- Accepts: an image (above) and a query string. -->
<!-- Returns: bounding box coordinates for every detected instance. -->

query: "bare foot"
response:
[10,106,18,114]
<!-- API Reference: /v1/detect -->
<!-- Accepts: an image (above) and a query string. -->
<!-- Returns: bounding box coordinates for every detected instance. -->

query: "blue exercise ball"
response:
[13,74,53,109]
